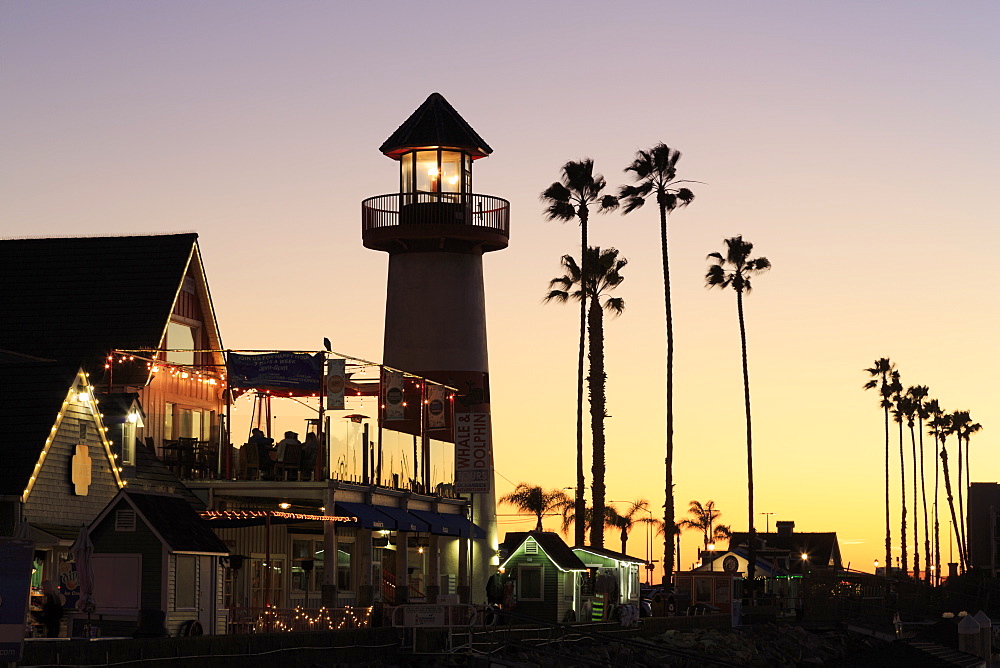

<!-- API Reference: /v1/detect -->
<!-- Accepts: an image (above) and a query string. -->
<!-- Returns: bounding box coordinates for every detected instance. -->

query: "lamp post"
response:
[800,552,808,576]
[874,558,880,575]
[708,542,716,571]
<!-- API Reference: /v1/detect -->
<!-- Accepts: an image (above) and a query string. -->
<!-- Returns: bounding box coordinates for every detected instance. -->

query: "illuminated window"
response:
[166,321,196,366]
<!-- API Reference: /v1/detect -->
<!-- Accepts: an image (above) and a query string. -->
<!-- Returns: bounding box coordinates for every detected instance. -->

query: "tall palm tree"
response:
[961,418,982,566]
[892,386,910,576]
[499,483,572,532]
[940,413,965,571]
[705,236,770,591]
[908,385,931,583]
[677,500,732,551]
[542,160,619,547]
[864,358,896,575]
[926,398,946,582]
[547,246,627,547]
[619,144,695,586]
[606,499,654,555]
[898,393,921,579]
[949,410,971,567]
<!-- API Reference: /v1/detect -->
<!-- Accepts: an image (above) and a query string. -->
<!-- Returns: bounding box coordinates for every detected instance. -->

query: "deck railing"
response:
[362,192,509,238]
[226,605,372,634]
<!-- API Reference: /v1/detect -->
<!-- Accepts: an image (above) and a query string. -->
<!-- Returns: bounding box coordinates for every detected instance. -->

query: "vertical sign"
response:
[0,538,34,662]
[325,358,346,410]
[425,383,448,430]
[382,369,404,421]
[454,413,491,493]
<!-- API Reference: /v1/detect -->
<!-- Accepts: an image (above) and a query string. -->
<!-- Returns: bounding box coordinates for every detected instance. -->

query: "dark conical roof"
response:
[380,92,492,159]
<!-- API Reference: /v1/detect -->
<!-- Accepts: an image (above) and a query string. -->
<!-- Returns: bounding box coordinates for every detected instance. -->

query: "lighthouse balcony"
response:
[362,192,509,253]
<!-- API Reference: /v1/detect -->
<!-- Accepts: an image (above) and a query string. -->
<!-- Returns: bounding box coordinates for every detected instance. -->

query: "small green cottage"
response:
[499,532,586,623]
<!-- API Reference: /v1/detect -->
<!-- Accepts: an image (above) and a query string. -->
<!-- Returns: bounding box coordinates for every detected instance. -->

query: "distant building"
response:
[728,520,843,572]
[967,482,1000,575]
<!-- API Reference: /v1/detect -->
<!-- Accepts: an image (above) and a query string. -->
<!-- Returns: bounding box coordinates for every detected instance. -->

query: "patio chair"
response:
[243,443,260,480]
[275,443,302,481]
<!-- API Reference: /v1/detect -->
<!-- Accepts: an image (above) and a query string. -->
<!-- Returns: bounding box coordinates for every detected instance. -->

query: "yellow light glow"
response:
[800,552,808,560]
[427,167,439,177]
[278,502,291,510]
[77,392,91,402]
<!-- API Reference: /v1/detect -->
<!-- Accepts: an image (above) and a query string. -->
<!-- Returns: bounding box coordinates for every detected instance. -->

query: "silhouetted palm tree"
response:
[499,483,572,532]
[706,236,770,590]
[952,411,982,566]
[864,358,896,575]
[619,143,695,585]
[547,246,626,547]
[678,500,732,551]
[607,499,654,555]
[949,410,970,568]
[898,392,921,578]
[892,387,910,576]
[926,398,946,581]
[542,160,619,547]
[908,385,931,582]
[940,413,965,571]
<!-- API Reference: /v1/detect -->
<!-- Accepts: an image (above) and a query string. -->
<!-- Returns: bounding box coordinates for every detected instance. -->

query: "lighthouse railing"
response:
[362,193,510,238]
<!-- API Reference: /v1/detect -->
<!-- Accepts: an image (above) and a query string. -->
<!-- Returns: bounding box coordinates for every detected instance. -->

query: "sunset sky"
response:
[3,1,998,575]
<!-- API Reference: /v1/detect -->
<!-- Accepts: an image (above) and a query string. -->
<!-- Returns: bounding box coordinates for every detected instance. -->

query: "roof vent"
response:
[115,509,136,532]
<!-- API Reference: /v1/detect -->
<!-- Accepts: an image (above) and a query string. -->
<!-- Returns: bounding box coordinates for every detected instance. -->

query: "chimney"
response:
[776,521,795,536]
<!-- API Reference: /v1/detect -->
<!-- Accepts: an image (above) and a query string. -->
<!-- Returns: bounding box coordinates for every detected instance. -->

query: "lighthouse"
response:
[362,93,508,601]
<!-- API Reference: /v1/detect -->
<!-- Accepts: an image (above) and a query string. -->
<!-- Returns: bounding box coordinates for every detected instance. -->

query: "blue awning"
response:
[375,506,431,532]
[409,509,486,539]
[334,502,393,530]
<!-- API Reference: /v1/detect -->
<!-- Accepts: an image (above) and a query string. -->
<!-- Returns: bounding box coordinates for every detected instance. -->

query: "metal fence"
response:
[362,193,510,237]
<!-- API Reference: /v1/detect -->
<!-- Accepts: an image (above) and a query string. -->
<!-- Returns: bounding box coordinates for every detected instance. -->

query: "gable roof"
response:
[0,234,202,371]
[501,531,587,571]
[572,545,647,565]
[379,93,492,159]
[0,362,90,496]
[728,530,842,568]
[94,490,226,554]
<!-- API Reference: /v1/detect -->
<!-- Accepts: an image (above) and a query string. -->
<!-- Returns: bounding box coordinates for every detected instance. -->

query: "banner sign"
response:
[454,412,491,493]
[325,358,346,410]
[0,539,34,662]
[425,383,448,430]
[382,369,404,421]
[228,352,323,392]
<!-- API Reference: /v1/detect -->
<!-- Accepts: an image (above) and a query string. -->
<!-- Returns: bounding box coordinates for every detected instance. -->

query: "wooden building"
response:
[499,532,587,623]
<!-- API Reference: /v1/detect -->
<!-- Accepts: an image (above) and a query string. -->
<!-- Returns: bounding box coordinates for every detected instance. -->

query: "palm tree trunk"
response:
[964,438,971,566]
[899,420,908,576]
[957,437,968,569]
[918,419,931,584]
[735,289,756,593]
[621,529,628,556]
[910,425,920,578]
[883,404,891,574]
[934,432,941,584]
[659,199,676,586]
[575,211,588,547]
[588,297,606,548]
[941,441,966,571]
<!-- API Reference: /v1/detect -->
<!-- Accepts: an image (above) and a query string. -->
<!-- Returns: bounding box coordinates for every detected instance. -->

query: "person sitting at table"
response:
[275,431,300,463]
[249,428,275,478]
[300,432,319,479]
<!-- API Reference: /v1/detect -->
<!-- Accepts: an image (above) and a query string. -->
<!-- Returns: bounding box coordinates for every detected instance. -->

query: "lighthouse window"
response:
[415,151,440,193]
[440,151,462,193]
[400,153,413,194]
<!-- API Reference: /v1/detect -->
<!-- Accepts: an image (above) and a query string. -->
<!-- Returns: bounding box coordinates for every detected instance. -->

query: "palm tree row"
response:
[864,362,983,581]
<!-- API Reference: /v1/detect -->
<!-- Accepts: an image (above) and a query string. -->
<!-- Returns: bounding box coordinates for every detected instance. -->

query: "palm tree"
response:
[949,410,971,568]
[677,500,733,551]
[940,413,965,571]
[898,392,921,579]
[705,236,770,590]
[892,387,910,576]
[908,385,931,583]
[499,483,571,532]
[542,160,619,547]
[864,358,896,575]
[619,144,696,586]
[961,418,982,566]
[606,499,654,555]
[547,247,626,548]
[926,398,946,582]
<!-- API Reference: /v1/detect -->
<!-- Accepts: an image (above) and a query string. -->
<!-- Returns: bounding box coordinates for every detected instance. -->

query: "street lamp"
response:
[874,558,880,574]
[800,552,808,575]
[708,543,716,571]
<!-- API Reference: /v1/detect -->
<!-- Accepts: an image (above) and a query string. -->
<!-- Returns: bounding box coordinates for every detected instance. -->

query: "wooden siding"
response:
[90,498,164,611]
[23,397,121,527]
[505,553,560,623]
[140,372,223,452]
